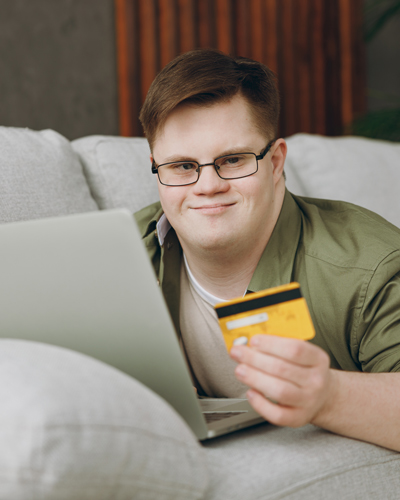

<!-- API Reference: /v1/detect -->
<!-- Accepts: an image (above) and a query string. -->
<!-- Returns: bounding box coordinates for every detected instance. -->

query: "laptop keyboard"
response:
[203,411,247,423]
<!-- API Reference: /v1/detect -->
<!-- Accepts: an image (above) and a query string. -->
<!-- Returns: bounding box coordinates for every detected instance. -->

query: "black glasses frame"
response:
[151,140,275,187]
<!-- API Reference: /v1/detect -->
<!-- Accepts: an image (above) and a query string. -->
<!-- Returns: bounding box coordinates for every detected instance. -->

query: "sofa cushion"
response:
[0,340,208,500]
[203,422,400,499]
[285,134,400,228]
[0,127,98,223]
[72,135,160,213]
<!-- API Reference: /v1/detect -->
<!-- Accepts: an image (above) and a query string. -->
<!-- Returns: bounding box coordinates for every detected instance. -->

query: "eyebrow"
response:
[161,146,256,164]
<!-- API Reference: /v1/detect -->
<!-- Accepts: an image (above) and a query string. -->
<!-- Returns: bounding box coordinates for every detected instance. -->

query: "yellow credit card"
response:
[215,282,315,352]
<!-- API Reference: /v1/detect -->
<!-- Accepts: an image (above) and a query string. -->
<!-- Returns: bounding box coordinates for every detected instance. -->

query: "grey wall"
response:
[0,0,118,140]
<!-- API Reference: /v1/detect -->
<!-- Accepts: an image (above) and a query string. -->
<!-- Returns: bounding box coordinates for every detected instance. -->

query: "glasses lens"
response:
[215,153,257,179]
[158,161,198,186]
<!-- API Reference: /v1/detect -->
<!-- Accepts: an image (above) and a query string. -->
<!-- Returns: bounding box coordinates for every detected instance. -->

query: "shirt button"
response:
[157,279,160,286]
[167,242,172,250]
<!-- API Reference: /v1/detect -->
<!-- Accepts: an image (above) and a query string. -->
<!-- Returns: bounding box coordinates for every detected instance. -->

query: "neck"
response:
[182,246,263,300]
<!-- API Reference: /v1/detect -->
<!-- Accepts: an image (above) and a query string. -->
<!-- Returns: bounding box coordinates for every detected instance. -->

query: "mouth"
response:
[190,203,236,214]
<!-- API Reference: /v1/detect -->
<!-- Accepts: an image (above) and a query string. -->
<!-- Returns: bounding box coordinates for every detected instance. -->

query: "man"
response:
[136,49,400,451]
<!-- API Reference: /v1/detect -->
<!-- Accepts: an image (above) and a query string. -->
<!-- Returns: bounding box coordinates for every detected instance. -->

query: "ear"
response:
[270,138,287,183]
[150,154,154,164]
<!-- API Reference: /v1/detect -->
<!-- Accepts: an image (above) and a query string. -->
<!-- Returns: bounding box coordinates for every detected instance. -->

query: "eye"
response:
[165,161,197,173]
[225,156,241,165]
[218,155,246,167]
[179,162,197,171]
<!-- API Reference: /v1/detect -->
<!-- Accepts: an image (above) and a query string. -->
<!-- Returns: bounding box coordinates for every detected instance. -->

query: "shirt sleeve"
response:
[357,251,400,373]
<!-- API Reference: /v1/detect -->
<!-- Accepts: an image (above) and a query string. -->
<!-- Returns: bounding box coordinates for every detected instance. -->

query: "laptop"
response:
[0,209,265,440]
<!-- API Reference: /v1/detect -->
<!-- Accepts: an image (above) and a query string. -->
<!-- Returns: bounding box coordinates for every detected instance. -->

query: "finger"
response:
[249,335,329,367]
[230,345,305,387]
[235,363,304,407]
[246,389,309,428]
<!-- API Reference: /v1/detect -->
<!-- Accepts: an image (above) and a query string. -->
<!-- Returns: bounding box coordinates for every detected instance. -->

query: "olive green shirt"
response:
[135,189,400,372]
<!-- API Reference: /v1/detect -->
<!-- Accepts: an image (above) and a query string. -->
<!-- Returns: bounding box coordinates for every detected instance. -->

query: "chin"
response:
[194,232,235,252]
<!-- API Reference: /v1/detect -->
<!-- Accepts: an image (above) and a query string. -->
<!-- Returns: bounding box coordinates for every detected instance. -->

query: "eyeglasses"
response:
[151,140,275,187]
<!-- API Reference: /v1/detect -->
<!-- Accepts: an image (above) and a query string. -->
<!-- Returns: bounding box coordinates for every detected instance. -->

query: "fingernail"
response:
[247,389,256,400]
[250,336,260,346]
[235,364,247,377]
[230,347,243,361]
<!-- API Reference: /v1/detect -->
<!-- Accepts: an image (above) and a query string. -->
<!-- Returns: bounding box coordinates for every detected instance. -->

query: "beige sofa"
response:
[0,126,400,499]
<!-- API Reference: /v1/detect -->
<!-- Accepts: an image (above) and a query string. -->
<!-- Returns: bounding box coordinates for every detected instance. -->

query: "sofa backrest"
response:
[72,132,400,228]
[285,133,400,228]
[1,126,399,228]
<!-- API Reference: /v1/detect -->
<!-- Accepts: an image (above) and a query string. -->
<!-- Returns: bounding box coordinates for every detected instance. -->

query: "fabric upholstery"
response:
[0,127,98,223]
[72,133,400,228]
[203,423,400,499]
[72,135,160,213]
[0,340,208,500]
[285,133,400,228]
[2,128,400,499]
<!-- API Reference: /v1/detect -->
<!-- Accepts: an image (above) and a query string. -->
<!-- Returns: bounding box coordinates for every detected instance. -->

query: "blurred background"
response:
[0,0,398,141]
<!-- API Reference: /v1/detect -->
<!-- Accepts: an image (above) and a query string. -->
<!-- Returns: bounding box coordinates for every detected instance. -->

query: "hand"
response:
[230,335,332,428]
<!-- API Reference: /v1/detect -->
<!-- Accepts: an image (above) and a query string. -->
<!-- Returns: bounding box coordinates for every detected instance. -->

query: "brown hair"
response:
[139,49,280,150]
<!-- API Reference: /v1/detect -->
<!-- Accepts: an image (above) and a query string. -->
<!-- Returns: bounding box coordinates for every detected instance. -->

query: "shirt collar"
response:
[139,203,164,239]
[247,189,302,292]
[156,213,171,246]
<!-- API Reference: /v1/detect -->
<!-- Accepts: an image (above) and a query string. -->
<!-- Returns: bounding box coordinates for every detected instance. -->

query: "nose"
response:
[192,163,230,195]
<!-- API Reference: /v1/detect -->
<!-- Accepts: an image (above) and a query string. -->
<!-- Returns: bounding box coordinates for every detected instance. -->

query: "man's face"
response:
[151,94,285,256]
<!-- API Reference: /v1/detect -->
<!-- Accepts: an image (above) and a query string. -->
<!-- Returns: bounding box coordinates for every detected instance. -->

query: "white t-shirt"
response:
[179,256,248,398]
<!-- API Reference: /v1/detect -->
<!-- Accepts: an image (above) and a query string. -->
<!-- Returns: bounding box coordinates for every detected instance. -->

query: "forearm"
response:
[313,370,400,451]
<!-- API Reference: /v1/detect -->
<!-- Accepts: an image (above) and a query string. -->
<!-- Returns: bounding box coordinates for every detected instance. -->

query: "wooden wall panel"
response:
[216,0,234,54]
[198,0,216,48]
[263,0,278,74]
[249,0,264,62]
[296,0,312,133]
[139,0,159,103]
[159,0,179,67]
[178,0,197,52]
[278,0,296,137]
[310,0,326,134]
[235,0,250,56]
[115,0,140,136]
[115,0,366,138]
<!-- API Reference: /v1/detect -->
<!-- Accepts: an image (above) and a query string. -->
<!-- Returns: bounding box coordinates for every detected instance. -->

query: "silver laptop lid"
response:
[0,209,208,439]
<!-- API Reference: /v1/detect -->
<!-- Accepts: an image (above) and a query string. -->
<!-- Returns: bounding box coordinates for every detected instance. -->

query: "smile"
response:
[191,203,236,214]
